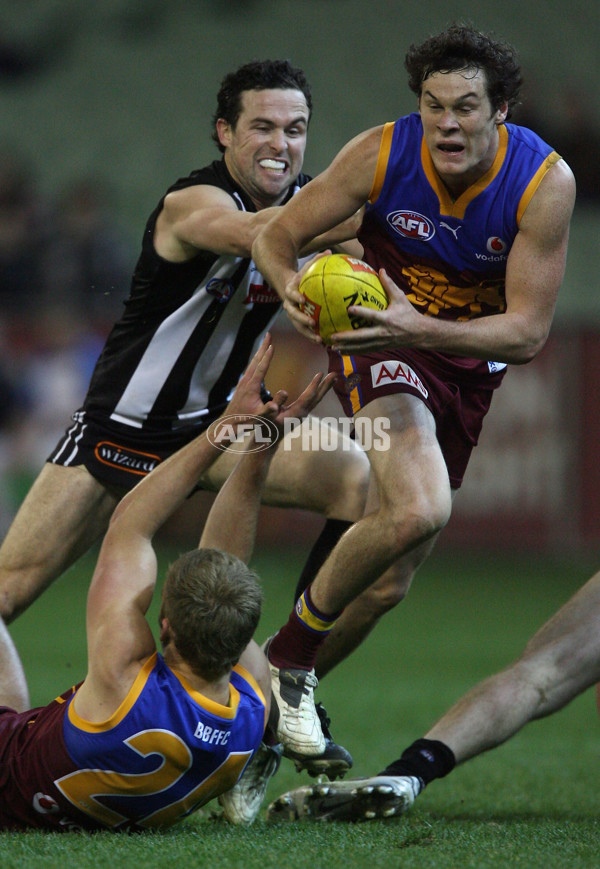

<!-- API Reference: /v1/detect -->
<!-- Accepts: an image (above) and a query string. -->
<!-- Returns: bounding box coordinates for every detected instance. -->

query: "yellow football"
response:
[299,253,388,343]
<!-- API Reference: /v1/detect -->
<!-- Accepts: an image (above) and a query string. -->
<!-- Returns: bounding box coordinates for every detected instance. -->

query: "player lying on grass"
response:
[0,335,334,831]
[268,565,600,821]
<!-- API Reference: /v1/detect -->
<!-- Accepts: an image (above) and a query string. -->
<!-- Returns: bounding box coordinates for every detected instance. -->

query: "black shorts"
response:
[48,384,273,493]
[48,410,215,492]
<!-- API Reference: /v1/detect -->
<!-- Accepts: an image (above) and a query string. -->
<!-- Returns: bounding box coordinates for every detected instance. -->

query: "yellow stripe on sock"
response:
[295,593,337,633]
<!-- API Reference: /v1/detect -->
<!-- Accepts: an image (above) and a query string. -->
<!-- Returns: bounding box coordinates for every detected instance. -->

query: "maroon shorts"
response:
[329,347,506,488]
[0,693,92,831]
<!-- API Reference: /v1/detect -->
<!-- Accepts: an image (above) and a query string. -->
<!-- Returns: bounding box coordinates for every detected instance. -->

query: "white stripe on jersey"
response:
[180,271,281,421]
[111,256,240,426]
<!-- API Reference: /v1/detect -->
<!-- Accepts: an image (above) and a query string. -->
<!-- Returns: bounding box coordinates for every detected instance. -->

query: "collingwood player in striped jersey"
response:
[0,61,366,778]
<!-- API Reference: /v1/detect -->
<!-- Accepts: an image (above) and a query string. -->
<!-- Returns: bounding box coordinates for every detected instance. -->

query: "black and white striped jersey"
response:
[82,159,311,431]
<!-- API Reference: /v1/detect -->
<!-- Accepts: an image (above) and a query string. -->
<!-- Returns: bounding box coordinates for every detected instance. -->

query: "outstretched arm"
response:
[77,336,334,717]
[77,337,280,710]
[156,184,363,263]
[200,367,336,563]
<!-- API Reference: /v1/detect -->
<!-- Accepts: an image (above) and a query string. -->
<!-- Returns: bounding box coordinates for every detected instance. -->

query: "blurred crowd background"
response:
[1,0,599,550]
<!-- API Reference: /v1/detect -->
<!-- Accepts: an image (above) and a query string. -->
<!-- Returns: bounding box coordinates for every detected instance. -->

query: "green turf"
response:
[4,544,600,868]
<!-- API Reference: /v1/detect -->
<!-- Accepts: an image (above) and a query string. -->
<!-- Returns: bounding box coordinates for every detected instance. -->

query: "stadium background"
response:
[1,0,600,555]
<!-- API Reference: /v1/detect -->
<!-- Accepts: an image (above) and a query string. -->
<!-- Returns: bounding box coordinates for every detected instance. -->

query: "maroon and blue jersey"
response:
[360,112,559,327]
[0,653,266,831]
[333,114,561,418]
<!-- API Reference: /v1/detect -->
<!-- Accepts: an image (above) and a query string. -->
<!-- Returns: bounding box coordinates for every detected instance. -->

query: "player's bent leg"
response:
[314,534,440,680]
[520,569,600,716]
[201,416,370,522]
[309,395,452,615]
[425,571,600,765]
[264,398,450,769]
[0,463,120,622]
[267,775,421,822]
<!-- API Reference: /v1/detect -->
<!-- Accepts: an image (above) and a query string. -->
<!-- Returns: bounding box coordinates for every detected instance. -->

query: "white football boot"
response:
[266,775,422,822]
[218,742,282,824]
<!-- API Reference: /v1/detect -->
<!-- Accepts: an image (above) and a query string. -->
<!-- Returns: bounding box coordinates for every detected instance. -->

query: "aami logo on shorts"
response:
[94,442,161,476]
[387,210,436,241]
[370,361,429,399]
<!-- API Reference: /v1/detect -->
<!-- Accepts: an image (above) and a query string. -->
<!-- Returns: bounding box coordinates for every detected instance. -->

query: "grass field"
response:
[4,541,600,868]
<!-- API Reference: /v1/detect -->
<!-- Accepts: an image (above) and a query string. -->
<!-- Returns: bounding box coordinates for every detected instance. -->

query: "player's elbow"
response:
[504,314,551,365]
[511,330,549,365]
[508,345,541,366]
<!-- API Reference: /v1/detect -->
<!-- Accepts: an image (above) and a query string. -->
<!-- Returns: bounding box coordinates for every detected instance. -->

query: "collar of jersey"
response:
[170,667,240,719]
[421,123,508,219]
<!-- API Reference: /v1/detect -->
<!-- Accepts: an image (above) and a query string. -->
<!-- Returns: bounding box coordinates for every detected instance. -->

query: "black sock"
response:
[379,738,456,787]
[293,518,353,603]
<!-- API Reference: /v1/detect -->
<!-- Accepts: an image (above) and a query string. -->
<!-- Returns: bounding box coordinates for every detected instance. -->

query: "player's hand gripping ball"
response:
[299,254,388,343]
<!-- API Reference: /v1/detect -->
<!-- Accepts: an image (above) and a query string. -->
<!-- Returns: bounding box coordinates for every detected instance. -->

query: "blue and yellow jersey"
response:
[55,653,266,830]
[359,113,560,323]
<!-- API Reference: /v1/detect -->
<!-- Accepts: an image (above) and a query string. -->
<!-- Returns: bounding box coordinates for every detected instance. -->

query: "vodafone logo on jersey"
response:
[387,210,435,241]
[370,361,429,399]
[475,236,509,262]
[486,236,507,254]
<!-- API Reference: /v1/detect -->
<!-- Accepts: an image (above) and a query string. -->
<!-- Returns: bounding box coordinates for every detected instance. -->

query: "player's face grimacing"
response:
[419,68,508,197]
[218,88,309,209]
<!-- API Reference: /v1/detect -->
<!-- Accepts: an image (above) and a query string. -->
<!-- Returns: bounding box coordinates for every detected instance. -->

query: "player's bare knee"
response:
[508,656,562,717]
[327,449,370,520]
[387,500,450,554]
[0,583,23,624]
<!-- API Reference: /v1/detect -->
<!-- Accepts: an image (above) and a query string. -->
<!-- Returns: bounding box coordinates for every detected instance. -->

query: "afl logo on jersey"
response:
[387,210,435,241]
[486,236,507,254]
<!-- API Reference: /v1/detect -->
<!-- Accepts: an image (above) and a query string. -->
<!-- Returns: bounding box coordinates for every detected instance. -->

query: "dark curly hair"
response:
[405,24,522,119]
[211,59,312,152]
